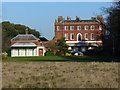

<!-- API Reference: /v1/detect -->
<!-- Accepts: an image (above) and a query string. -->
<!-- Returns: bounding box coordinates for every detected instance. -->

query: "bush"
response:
[7,48,11,56]
[84,49,103,56]
[2,52,8,60]
[45,50,54,56]
[65,53,71,56]
[55,51,61,56]
[84,46,105,56]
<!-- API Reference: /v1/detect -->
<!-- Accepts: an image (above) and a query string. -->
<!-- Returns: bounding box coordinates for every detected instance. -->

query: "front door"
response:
[77,33,82,41]
[39,49,43,56]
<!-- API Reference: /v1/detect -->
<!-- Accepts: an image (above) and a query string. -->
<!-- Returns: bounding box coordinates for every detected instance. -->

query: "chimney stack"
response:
[58,16,63,22]
[91,17,96,20]
[67,16,71,20]
[97,15,104,24]
[76,16,80,21]
[25,28,29,34]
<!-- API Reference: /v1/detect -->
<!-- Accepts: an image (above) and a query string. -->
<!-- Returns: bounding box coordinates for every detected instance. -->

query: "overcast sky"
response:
[2,2,113,40]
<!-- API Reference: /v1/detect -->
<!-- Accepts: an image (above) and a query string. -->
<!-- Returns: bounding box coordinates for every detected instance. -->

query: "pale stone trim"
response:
[66,41,102,43]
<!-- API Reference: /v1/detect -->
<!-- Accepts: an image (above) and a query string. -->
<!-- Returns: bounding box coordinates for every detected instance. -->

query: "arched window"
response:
[70,33,74,40]
[77,33,82,41]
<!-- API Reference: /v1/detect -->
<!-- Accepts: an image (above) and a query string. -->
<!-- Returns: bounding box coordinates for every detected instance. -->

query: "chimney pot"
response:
[58,16,63,22]
[67,16,71,20]
[25,28,29,34]
[76,16,79,21]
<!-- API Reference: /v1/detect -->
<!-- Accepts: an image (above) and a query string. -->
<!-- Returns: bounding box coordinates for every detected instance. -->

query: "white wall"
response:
[11,46,46,57]
[11,48,37,57]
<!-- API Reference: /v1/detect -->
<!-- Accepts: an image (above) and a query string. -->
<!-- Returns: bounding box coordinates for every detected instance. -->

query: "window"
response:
[85,26,89,30]
[77,33,82,41]
[91,33,94,40]
[70,26,74,30]
[64,26,68,30]
[25,49,27,56]
[57,26,60,31]
[99,25,102,30]
[64,33,68,40]
[91,26,95,30]
[18,49,19,56]
[32,49,34,56]
[70,33,74,40]
[77,26,81,30]
[85,33,88,40]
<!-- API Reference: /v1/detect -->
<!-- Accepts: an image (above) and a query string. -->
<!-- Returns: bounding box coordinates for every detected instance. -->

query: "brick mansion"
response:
[11,16,105,57]
[54,16,105,52]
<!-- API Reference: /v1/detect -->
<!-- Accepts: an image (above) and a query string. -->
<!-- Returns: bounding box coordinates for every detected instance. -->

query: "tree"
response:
[2,21,41,53]
[103,2,120,56]
[56,38,69,56]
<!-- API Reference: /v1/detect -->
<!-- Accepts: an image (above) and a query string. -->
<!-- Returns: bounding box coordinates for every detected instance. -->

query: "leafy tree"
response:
[56,38,69,56]
[2,21,41,53]
[103,2,120,56]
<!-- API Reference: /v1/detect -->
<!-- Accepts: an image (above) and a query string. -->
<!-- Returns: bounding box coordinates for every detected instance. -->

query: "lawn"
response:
[2,56,119,88]
[2,56,120,62]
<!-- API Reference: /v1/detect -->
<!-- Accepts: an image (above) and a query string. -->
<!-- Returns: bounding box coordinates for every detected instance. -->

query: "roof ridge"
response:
[11,34,39,41]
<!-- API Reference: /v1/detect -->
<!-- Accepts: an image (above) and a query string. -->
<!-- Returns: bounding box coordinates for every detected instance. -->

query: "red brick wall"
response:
[55,24,105,41]
[11,41,42,46]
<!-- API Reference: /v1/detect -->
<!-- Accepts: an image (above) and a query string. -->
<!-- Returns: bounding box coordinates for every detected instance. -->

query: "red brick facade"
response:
[55,16,105,41]
[54,16,105,47]
[55,24,104,41]
[54,16,105,52]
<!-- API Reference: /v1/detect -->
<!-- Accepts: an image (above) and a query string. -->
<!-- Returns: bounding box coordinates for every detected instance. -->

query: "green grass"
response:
[2,56,120,62]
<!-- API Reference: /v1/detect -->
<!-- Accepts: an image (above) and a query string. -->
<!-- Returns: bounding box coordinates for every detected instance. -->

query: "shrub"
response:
[7,48,11,56]
[65,53,71,56]
[45,50,54,56]
[84,47,104,56]
[84,50,95,56]
[2,52,8,60]
[55,51,61,56]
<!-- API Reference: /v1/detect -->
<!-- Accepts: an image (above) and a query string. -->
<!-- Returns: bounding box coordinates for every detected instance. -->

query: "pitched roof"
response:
[11,34,40,41]
[62,19,99,23]
[39,37,48,41]
[11,42,37,47]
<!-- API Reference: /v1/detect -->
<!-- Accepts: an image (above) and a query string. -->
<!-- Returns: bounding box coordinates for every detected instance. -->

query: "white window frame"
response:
[99,25,102,30]
[91,33,94,40]
[64,33,68,40]
[90,26,95,30]
[85,33,88,40]
[77,33,82,41]
[70,33,74,40]
[70,26,74,30]
[77,26,81,30]
[85,26,89,30]
[64,26,68,30]
[57,26,60,31]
